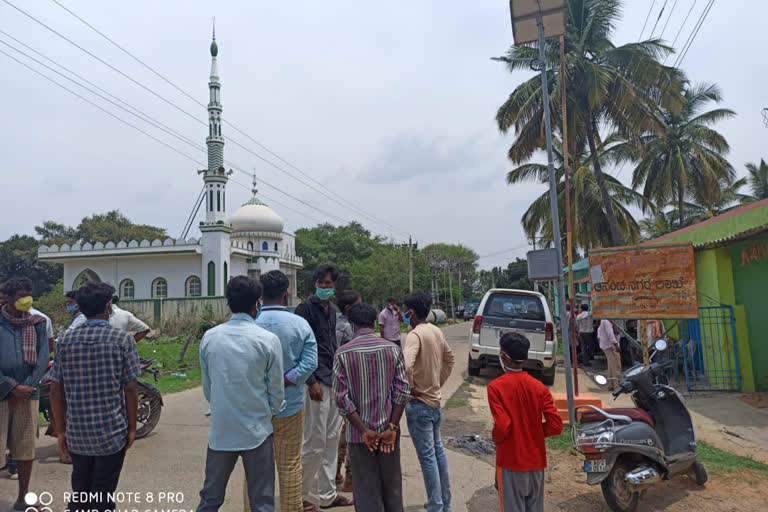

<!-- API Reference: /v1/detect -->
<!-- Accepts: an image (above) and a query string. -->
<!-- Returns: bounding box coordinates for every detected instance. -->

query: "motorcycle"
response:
[574,339,707,512]
[39,357,163,439]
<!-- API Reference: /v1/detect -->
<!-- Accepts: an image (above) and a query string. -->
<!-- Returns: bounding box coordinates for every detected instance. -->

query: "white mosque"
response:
[38,32,303,303]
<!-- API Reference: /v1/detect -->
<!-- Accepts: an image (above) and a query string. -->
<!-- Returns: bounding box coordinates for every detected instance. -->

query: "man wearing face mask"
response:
[378,298,402,347]
[295,264,353,510]
[0,277,50,511]
[488,333,563,512]
[402,292,454,512]
[63,290,86,334]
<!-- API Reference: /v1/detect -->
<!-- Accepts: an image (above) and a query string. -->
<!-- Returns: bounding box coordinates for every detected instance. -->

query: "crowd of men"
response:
[1,264,565,512]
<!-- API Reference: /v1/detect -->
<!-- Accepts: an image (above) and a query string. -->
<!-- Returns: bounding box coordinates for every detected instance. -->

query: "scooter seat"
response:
[580,407,655,427]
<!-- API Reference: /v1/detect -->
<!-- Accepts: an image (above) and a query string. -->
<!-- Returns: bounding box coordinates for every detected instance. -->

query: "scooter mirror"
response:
[654,339,668,352]
[594,374,609,386]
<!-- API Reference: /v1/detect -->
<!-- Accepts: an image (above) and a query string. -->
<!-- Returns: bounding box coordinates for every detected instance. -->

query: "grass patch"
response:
[444,377,472,409]
[698,441,768,475]
[137,336,202,394]
[546,432,573,451]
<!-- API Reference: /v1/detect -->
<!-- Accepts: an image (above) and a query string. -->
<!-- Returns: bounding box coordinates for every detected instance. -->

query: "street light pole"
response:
[536,12,576,425]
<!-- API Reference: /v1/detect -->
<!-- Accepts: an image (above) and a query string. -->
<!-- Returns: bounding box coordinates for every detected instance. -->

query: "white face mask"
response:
[499,354,522,372]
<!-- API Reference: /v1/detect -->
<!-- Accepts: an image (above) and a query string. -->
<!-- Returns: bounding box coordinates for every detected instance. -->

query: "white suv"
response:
[468,288,557,385]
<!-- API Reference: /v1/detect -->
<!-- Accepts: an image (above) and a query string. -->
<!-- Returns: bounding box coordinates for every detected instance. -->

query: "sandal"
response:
[303,501,319,512]
[321,495,354,508]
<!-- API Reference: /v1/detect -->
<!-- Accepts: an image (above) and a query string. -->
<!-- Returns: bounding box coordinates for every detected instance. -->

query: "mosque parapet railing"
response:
[37,237,202,256]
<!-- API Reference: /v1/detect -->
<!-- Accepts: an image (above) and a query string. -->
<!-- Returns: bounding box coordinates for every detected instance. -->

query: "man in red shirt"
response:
[488,332,563,512]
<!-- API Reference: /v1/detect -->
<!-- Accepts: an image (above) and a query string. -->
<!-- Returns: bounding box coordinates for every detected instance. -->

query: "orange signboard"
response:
[588,243,698,319]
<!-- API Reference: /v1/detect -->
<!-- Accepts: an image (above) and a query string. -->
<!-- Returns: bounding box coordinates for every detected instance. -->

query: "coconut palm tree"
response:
[641,177,750,239]
[687,176,751,220]
[744,159,768,202]
[625,82,735,227]
[507,138,650,251]
[496,0,682,246]
[639,210,677,240]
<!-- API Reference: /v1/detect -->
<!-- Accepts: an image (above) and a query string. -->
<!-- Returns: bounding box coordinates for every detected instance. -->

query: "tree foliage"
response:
[294,223,479,312]
[36,210,168,246]
[744,159,768,203]
[619,83,736,228]
[496,0,682,245]
[1,211,168,296]
[475,259,534,294]
[0,235,62,295]
[507,136,649,251]
[294,222,383,296]
[348,245,431,307]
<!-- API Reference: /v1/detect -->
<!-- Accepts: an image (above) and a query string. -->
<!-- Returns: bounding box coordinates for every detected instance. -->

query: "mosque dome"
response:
[229,197,284,233]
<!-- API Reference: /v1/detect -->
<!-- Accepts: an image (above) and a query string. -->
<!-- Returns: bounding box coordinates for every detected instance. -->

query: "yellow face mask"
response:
[14,296,34,312]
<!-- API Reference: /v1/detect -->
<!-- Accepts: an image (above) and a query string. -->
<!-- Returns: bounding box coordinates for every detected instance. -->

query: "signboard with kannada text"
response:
[589,243,698,319]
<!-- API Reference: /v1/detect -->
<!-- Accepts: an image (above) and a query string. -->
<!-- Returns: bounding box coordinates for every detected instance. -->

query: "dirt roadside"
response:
[442,368,768,512]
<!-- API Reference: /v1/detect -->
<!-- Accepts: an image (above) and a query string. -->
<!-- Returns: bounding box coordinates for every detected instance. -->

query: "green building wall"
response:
[730,235,768,391]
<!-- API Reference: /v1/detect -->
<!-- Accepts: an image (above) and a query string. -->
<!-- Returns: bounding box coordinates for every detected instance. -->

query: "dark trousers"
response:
[579,332,594,362]
[69,446,127,512]
[348,437,403,512]
[197,435,275,512]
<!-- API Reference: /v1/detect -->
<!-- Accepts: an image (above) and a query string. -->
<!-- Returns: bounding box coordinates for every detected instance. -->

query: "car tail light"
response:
[545,322,554,341]
[472,315,482,334]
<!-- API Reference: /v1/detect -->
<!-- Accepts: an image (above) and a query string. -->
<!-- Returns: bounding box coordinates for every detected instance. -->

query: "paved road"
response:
[1,323,493,512]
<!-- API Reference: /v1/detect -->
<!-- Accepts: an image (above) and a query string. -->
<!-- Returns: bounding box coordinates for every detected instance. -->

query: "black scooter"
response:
[574,340,707,512]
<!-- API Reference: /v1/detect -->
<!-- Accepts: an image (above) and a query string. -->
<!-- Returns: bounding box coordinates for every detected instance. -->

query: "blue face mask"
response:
[66,305,78,313]
[316,287,335,301]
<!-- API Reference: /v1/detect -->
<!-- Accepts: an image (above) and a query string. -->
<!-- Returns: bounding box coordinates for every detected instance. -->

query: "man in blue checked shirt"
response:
[50,281,140,512]
[197,275,285,512]
[239,270,317,512]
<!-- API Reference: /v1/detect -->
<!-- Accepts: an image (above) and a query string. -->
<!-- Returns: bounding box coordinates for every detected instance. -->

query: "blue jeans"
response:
[406,400,451,512]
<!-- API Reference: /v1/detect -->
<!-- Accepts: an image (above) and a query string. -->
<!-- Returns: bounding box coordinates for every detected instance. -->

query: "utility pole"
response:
[537,13,575,424]
[448,266,455,321]
[408,236,414,292]
[561,35,575,304]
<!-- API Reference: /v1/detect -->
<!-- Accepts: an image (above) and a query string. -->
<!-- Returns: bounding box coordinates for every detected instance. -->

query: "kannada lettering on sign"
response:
[589,243,698,319]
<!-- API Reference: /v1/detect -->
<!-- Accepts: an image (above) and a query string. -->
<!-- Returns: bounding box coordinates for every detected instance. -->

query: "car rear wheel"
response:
[468,354,481,376]
[541,366,556,386]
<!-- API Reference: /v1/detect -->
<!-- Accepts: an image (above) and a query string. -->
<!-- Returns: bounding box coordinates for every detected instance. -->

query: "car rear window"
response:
[483,293,545,321]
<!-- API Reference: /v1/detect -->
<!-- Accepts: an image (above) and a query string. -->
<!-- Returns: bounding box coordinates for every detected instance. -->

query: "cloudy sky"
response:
[1,0,765,269]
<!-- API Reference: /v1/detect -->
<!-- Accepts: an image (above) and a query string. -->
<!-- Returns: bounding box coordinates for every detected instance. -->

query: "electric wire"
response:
[638,0,657,40]
[46,0,407,236]
[180,186,206,239]
[0,46,361,232]
[0,34,202,153]
[664,0,698,64]
[673,0,715,68]
[0,48,203,165]
[658,0,680,39]
[3,0,408,237]
[648,0,669,39]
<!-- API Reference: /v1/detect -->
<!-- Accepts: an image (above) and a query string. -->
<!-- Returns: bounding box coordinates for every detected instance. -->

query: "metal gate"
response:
[681,306,741,392]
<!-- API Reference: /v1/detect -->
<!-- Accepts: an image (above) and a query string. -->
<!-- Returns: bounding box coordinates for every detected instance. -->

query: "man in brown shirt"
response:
[402,292,455,512]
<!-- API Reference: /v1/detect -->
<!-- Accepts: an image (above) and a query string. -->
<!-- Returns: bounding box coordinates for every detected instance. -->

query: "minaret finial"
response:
[210,17,218,57]
[252,170,258,196]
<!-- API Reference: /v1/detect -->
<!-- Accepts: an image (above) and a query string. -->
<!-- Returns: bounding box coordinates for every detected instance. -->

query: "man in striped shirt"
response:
[332,303,410,512]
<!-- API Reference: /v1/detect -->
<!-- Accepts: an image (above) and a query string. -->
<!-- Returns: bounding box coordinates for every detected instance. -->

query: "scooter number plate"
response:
[584,459,607,473]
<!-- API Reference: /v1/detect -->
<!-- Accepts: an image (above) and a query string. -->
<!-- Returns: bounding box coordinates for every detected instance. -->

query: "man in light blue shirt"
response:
[250,270,317,512]
[197,276,285,512]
